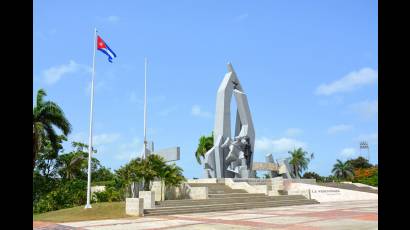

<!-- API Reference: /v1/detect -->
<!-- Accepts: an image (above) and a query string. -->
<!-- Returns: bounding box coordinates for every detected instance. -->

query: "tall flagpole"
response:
[143,57,148,159]
[85,28,97,209]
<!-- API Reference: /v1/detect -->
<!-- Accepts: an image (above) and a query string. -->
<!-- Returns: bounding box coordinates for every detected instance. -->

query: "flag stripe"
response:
[105,44,117,57]
[96,35,116,63]
[98,48,114,63]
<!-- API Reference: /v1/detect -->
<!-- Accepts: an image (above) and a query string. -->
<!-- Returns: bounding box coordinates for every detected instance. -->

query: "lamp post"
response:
[359,141,370,163]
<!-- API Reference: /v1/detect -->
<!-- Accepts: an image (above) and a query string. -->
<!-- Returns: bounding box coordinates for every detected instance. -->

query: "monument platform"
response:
[144,181,318,216]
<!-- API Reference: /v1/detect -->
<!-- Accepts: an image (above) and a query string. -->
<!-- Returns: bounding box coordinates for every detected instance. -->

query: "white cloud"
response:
[127,91,144,111]
[49,29,57,35]
[43,60,91,85]
[36,29,57,41]
[129,91,138,103]
[285,128,303,137]
[93,133,121,146]
[159,106,178,116]
[349,100,378,119]
[317,95,344,106]
[340,148,356,157]
[68,132,120,146]
[115,138,142,161]
[97,15,120,23]
[255,137,307,154]
[327,124,353,134]
[233,13,249,22]
[107,15,120,23]
[356,132,378,145]
[69,132,87,143]
[85,80,108,95]
[315,68,377,95]
[191,105,212,118]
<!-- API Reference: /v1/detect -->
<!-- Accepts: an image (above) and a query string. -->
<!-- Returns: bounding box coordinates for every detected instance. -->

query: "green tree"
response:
[163,163,185,200]
[302,171,321,181]
[115,154,186,198]
[332,159,354,180]
[33,180,87,213]
[263,173,272,179]
[288,148,314,178]
[35,135,66,178]
[346,156,372,169]
[164,164,185,187]
[115,157,155,191]
[56,141,98,180]
[93,166,115,182]
[56,152,85,180]
[148,154,168,200]
[195,132,214,164]
[33,89,72,170]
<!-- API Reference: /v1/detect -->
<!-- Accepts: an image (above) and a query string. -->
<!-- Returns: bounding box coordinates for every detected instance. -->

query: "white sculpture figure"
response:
[203,63,255,178]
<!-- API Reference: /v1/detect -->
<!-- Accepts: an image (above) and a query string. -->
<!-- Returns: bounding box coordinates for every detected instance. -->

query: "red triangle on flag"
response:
[97,36,106,49]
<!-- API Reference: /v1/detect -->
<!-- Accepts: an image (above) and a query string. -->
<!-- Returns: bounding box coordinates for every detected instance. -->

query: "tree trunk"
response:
[33,134,37,171]
[144,179,150,191]
[160,179,163,201]
[294,165,299,179]
[33,149,36,170]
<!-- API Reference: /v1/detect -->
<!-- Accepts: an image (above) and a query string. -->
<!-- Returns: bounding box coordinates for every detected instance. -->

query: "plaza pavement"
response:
[33,200,378,230]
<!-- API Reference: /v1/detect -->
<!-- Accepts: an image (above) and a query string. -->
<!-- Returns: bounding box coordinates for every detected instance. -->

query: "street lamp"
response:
[359,141,370,163]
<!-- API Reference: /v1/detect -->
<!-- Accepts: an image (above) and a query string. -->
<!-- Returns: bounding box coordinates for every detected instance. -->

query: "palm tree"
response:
[115,155,185,199]
[148,154,167,200]
[288,148,314,178]
[332,159,354,181]
[195,132,213,164]
[33,89,72,170]
[163,163,185,200]
[57,152,86,180]
[146,154,186,200]
[56,142,96,180]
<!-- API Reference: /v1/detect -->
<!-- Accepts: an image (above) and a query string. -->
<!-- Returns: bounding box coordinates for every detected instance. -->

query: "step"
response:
[208,193,266,198]
[146,200,318,215]
[207,189,247,194]
[156,195,308,207]
[152,198,314,210]
[145,199,319,216]
[187,183,248,194]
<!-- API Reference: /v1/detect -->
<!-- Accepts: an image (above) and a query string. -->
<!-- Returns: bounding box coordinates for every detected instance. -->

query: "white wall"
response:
[287,183,378,202]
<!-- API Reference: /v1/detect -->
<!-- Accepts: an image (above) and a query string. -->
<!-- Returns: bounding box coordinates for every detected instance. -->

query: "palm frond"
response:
[43,123,59,155]
[36,89,46,107]
[40,101,72,135]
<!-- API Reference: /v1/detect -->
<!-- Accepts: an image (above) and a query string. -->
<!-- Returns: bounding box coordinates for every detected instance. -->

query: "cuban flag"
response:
[97,35,117,63]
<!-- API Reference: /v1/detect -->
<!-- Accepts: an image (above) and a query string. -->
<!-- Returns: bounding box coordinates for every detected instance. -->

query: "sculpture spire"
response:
[227,62,234,73]
[203,63,255,178]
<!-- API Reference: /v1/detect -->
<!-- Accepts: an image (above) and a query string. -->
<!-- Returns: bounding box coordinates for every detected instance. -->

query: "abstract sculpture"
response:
[203,63,255,178]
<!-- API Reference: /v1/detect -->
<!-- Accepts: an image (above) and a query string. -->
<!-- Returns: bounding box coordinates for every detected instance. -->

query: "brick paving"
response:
[34,200,378,229]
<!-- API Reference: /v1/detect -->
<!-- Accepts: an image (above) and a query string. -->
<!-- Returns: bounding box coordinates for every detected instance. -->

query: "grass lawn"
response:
[33,202,133,223]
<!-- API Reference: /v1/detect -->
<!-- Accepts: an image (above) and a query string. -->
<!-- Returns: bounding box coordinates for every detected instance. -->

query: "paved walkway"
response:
[34,200,378,230]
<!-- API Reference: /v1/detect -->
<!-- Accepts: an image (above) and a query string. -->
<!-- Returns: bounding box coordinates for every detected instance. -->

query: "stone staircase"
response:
[190,183,248,194]
[144,182,319,216]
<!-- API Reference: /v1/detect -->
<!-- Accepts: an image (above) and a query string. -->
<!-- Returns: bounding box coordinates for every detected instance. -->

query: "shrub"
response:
[33,171,58,204]
[94,187,121,202]
[94,191,109,202]
[302,172,321,181]
[353,167,378,187]
[33,180,87,213]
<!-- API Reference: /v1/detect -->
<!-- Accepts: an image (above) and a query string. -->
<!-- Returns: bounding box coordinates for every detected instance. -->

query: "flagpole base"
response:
[84,204,92,209]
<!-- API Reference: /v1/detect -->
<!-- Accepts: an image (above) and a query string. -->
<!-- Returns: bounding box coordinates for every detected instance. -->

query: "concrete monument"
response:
[203,63,255,178]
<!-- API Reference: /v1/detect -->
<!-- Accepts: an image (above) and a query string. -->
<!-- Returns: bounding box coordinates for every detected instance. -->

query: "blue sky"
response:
[33,0,378,178]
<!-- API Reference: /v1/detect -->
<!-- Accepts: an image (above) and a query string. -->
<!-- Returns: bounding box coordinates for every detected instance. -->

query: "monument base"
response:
[126,198,144,216]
